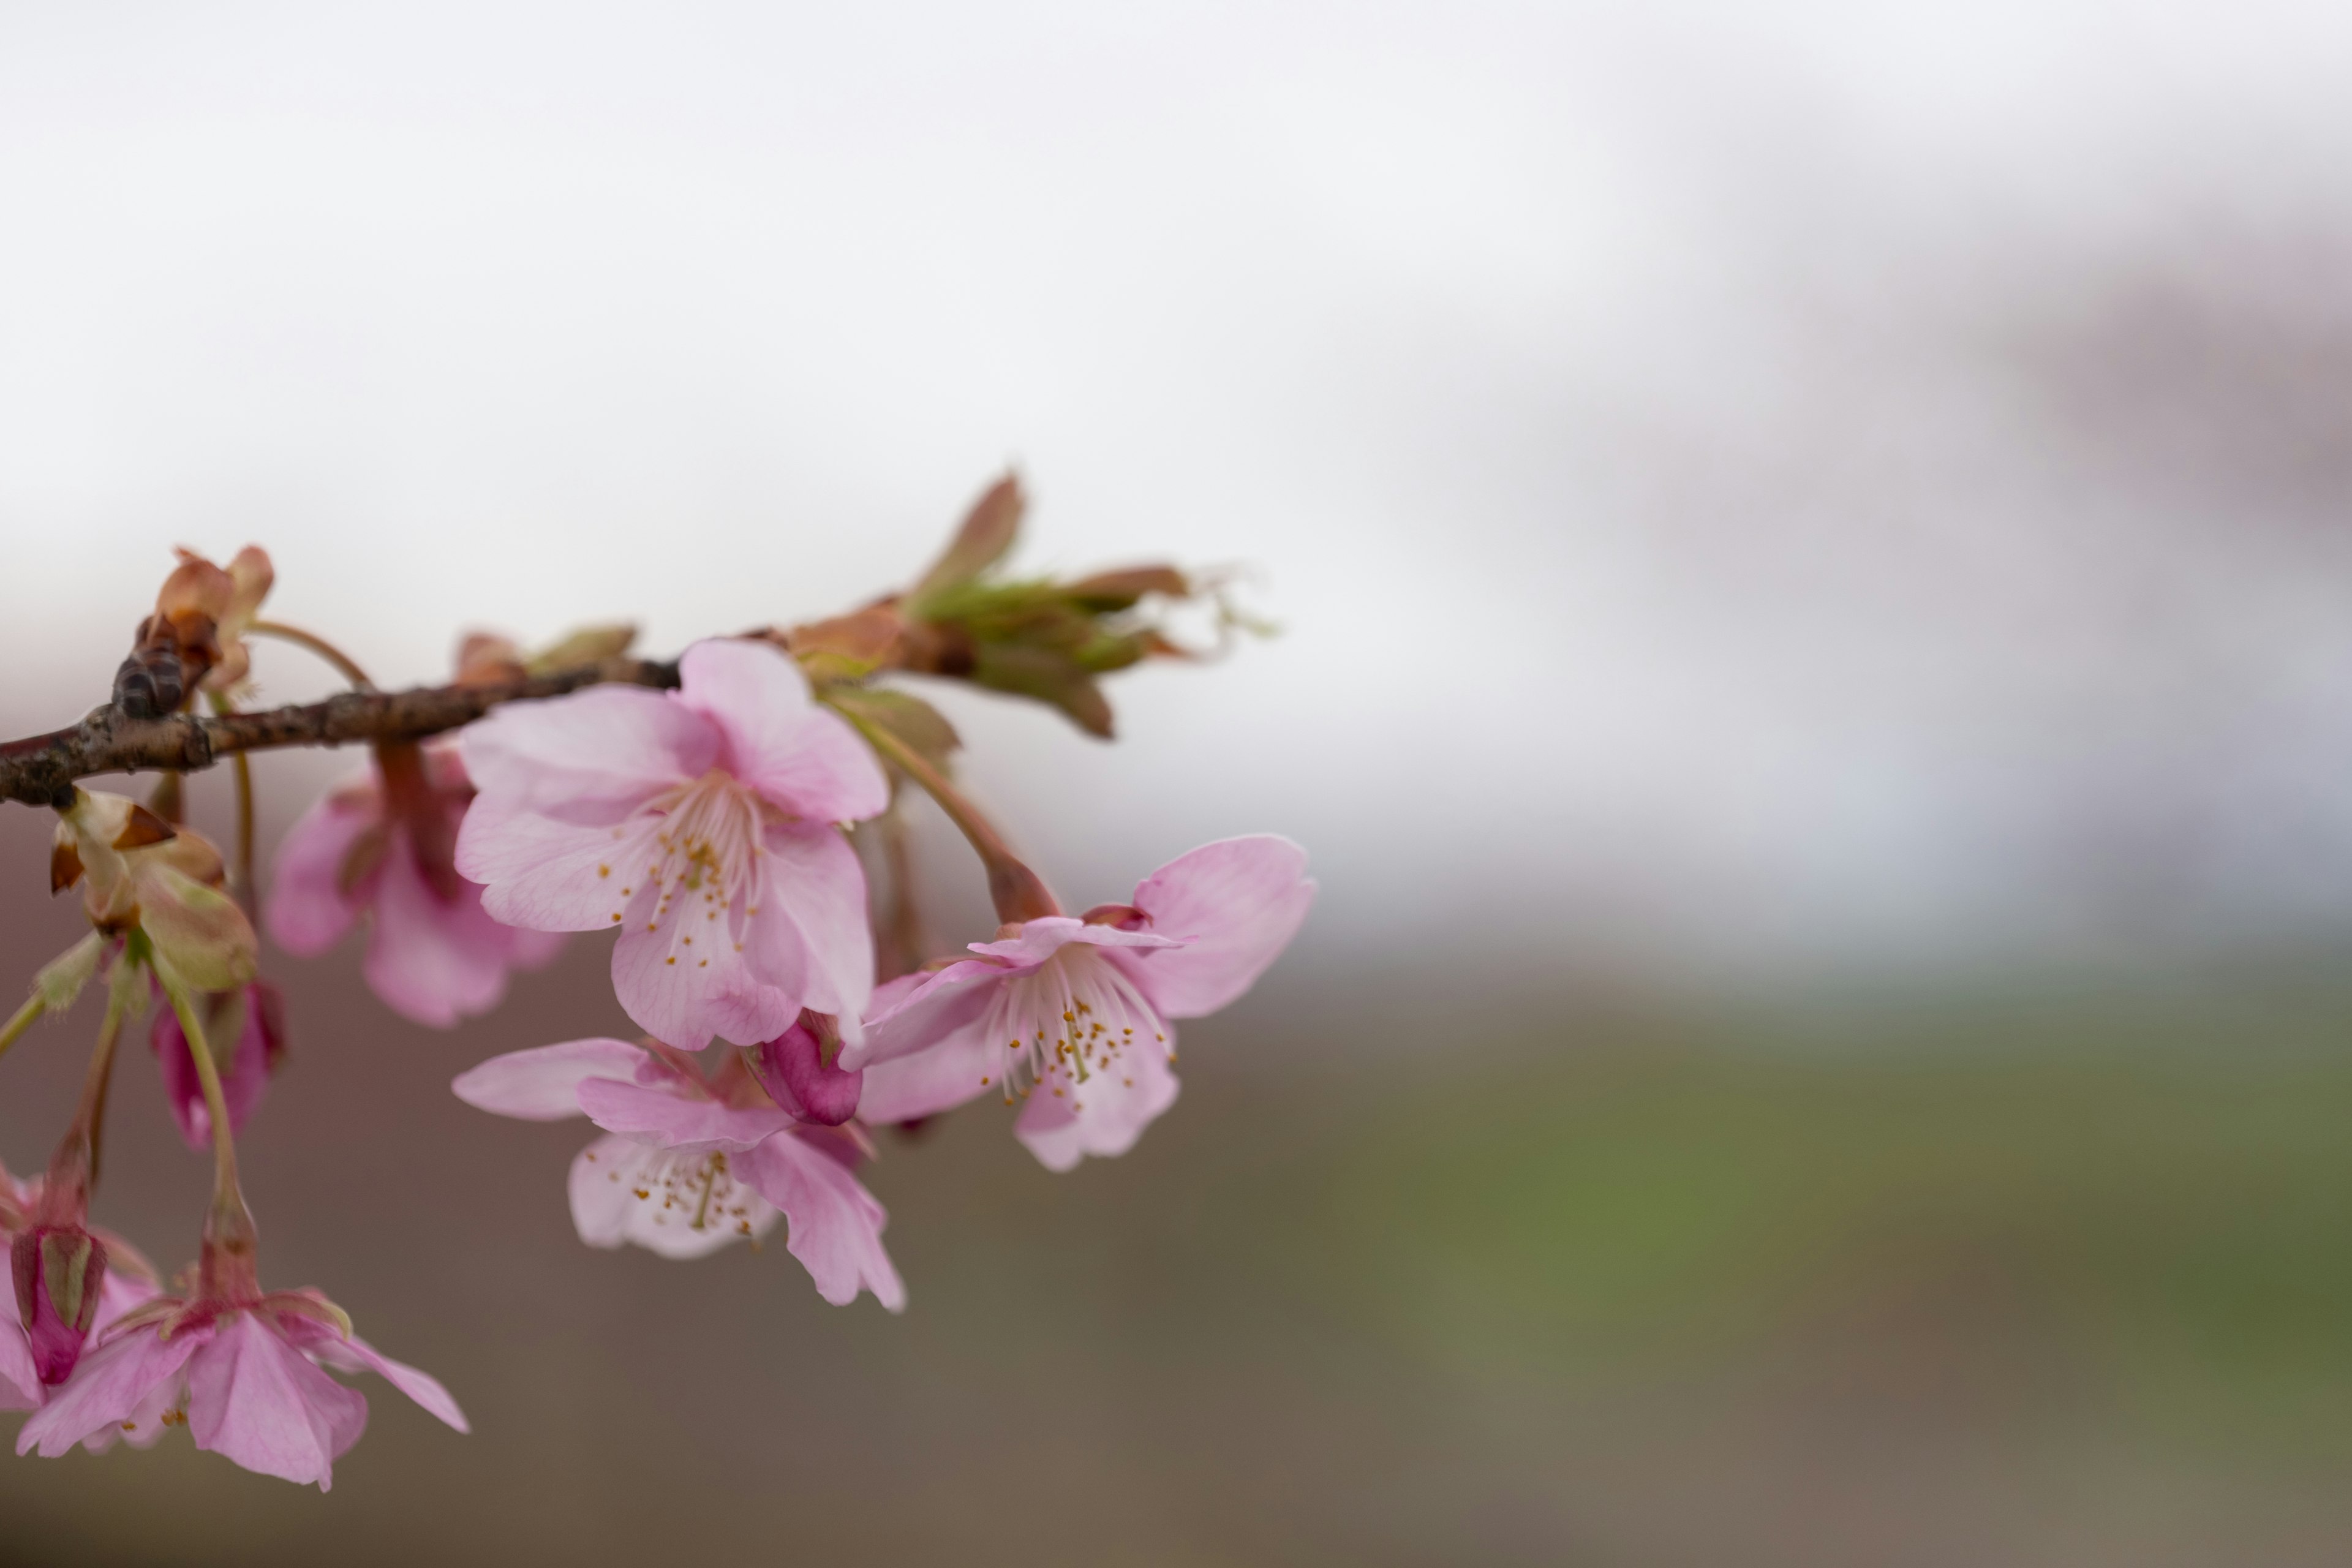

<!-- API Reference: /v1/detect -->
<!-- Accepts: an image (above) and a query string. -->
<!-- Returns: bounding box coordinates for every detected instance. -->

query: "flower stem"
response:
[154,964,243,1216]
[204,692,258,913]
[247,620,376,690]
[48,968,133,1204]
[831,704,1060,924]
[0,995,40,1063]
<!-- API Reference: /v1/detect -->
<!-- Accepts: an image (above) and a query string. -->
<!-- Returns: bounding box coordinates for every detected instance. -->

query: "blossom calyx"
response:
[12,1224,108,1385]
[53,791,256,993]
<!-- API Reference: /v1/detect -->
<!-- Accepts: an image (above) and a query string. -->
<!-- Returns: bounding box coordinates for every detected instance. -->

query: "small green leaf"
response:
[824,687,963,773]
[907,475,1025,612]
[32,933,103,1014]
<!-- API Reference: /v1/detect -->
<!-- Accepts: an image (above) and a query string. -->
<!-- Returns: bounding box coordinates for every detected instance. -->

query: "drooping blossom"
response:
[451,1035,904,1308]
[15,1287,466,1490]
[268,741,562,1027]
[455,638,890,1050]
[150,981,285,1151]
[848,835,1313,1171]
[0,1167,157,1411]
[52,790,255,995]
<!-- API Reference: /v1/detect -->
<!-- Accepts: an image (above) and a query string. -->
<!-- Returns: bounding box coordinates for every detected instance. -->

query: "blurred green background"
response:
[6,880,2350,1564]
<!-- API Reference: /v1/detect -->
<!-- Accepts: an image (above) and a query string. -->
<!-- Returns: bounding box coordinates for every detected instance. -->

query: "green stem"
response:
[155,965,241,1214]
[204,692,258,912]
[247,620,376,690]
[831,704,1059,924]
[0,995,40,1063]
[58,973,132,1199]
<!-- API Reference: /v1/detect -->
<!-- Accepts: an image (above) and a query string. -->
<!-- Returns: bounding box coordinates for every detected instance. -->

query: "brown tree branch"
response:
[0,657,680,809]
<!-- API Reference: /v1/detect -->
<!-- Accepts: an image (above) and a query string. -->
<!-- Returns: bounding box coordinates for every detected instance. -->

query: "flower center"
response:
[981,944,1169,1112]
[612,771,767,933]
[587,1144,765,1239]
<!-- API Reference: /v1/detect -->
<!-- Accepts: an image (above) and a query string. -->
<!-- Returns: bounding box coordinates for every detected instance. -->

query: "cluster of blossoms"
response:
[0,481,1309,1489]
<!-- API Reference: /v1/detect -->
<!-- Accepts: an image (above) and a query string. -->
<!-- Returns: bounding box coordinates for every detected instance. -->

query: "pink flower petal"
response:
[186,1311,368,1490]
[755,824,876,1029]
[456,796,665,933]
[17,1325,204,1458]
[611,880,794,1050]
[451,1038,649,1121]
[575,1076,795,1152]
[0,1321,42,1412]
[846,962,1006,1072]
[304,1333,469,1433]
[1114,835,1314,1017]
[744,1132,906,1310]
[675,639,889,824]
[264,779,374,957]
[458,685,714,813]
[965,916,1183,965]
[854,1016,998,1125]
[1014,1028,1182,1172]
[364,833,527,1027]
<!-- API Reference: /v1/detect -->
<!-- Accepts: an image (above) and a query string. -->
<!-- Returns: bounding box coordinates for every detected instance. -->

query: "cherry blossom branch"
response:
[0,657,680,809]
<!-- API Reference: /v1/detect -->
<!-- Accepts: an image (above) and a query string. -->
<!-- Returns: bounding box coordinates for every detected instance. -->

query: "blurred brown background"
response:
[7,1,2352,1562]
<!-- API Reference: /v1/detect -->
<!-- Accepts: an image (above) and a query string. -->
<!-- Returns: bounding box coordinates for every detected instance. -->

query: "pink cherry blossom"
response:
[15,1295,466,1491]
[268,741,561,1027]
[848,835,1313,1171]
[150,980,284,1152]
[451,1036,905,1308]
[454,638,889,1051]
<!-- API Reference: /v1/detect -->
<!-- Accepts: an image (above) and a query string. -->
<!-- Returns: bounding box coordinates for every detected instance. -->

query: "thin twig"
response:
[0,657,680,809]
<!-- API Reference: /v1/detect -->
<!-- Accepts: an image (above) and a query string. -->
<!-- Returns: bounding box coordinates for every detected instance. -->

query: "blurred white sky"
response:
[5,1,2352,982]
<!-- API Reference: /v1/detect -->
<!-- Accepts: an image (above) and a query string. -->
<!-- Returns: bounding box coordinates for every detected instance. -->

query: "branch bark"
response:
[0,657,680,809]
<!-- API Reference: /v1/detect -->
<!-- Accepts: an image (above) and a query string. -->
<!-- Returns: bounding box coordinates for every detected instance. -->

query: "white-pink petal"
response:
[674,639,889,824]
[458,797,663,933]
[755,823,876,1031]
[744,1133,906,1310]
[17,1325,203,1458]
[855,1016,1000,1125]
[1117,835,1314,1018]
[306,1333,469,1433]
[451,1038,649,1121]
[574,1076,794,1153]
[459,685,714,813]
[611,879,791,1050]
[1014,1031,1183,1172]
[845,960,1005,1072]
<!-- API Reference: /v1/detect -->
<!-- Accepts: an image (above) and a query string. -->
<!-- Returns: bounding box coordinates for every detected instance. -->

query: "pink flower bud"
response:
[12,1224,108,1385]
[754,1016,864,1126]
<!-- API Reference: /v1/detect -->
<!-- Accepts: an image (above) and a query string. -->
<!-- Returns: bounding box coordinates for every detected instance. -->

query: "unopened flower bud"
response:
[754,1015,864,1126]
[12,1224,108,1385]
